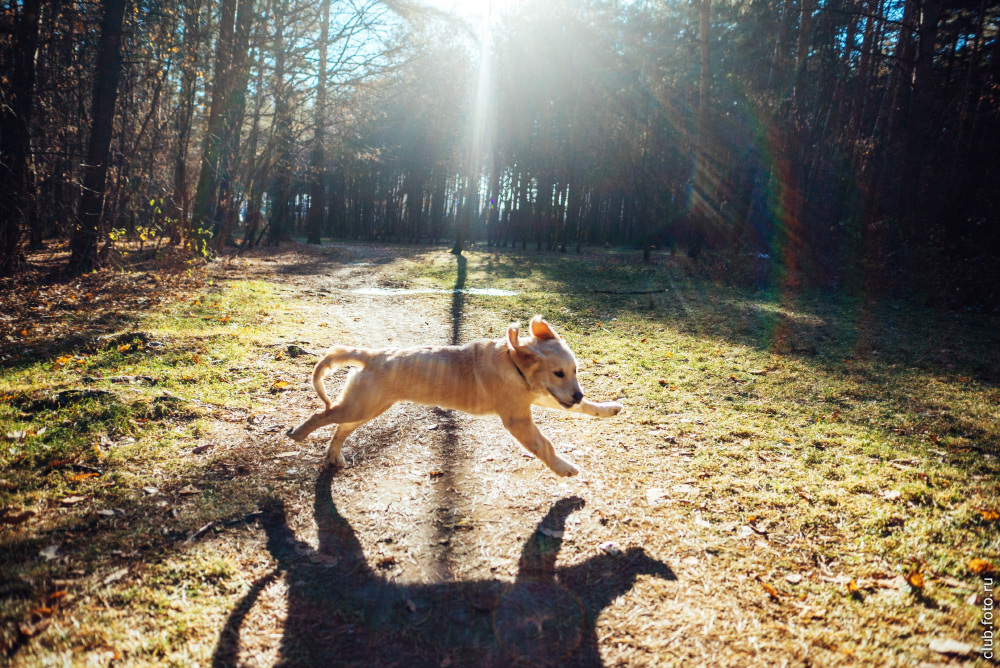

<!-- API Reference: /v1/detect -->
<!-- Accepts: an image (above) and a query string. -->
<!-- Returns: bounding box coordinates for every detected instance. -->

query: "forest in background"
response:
[1,0,998,303]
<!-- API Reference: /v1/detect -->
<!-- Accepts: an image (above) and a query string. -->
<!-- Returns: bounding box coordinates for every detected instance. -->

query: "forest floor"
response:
[1,241,999,667]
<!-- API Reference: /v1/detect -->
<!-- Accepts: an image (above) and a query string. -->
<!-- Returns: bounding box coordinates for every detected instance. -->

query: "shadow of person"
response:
[212,471,675,667]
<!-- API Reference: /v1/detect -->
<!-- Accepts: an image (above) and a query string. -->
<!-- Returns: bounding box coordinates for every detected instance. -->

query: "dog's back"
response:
[330,339,519,416]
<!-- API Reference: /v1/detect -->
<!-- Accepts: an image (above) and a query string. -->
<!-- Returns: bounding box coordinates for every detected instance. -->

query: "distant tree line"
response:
[1,0,998,300]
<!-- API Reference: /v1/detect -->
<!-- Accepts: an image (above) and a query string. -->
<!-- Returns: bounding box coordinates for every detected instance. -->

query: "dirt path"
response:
[202,243,670,667]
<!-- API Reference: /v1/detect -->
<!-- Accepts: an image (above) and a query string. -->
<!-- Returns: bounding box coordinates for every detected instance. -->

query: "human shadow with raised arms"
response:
[212,469,675,667]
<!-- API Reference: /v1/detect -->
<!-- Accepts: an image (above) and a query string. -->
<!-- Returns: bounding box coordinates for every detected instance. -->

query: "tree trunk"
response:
[190,0,237,252]
[306,0,330,245]
[690,0,711,253]
[211,0,255,251]
[0,0,43,276]
[452,176,470,255]
[168,0,202,245]
[794,0,814,96]
[67,0,130,274]
[268,0,292,246]
[900,0,942,220]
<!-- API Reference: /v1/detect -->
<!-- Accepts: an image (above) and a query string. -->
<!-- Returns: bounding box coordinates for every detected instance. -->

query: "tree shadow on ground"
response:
[212,470,675,667]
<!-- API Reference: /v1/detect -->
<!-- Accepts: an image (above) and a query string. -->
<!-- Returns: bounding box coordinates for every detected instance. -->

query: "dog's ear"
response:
[529,315,559,341]
[507,322,523,352]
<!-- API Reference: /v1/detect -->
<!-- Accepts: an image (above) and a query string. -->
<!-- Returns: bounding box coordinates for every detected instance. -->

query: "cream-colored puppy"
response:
[287,315,623,476]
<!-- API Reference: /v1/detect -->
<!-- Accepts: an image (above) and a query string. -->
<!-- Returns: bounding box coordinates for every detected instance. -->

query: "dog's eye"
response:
[554,370,565,378]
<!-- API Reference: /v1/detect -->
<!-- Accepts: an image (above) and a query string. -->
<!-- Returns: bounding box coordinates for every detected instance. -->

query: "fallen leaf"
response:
[785,573,803,584]
[597,541,621,556]
[906,569,925,590]
[96,509,116,517]
[19,618,50,637]
[178,485,199,495]
[761,582,782,599]
[645,487,668,504]
[39,545,59,561]
[187,521,215,543]
[657,378,668,386]
[928,638,974,656]
[847,579,860,596]
[791,602,826,618]
[191,444,214,454]
[881,489,901,501]
[103,568,128,585]
[539,526,564,539]
[969,558,997,576]
[309,553,338,566]
[747,369,767,376]
[270,380,291,393]
[935,575,971,590]
[143,486,159,496]
[977,508,999,522]
[272,451,300,459]
[0,508,35,525]
[69,473,98,482]
[60,496,86,506]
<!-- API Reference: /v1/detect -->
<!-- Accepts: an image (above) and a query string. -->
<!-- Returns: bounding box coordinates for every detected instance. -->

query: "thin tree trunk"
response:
[0,0,43,276]
[690,0,711,255]
[190,0,237,251]
[211,0,255,251]
[67,0,130,274]
[794,0,814,96]
[268,0,292,246]
[306,0,330,245]
[168,0,201,245]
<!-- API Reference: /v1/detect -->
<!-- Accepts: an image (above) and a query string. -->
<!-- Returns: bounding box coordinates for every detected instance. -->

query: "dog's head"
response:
[507,315,583,407]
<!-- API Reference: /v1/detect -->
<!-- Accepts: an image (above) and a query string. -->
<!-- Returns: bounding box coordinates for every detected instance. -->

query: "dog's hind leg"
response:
[326,421,362,469]
[286,398,378,441]
[287,371,387,442]
[501,413,579,477]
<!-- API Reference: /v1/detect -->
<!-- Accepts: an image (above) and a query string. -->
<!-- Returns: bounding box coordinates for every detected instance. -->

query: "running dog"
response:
[287,316,623,476]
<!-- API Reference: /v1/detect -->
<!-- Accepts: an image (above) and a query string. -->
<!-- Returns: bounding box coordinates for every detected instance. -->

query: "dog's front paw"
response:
[552,458,579,477]
[600,401,624,417]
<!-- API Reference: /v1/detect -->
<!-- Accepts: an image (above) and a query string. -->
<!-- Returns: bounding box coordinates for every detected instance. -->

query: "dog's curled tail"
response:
[313,346,370,409]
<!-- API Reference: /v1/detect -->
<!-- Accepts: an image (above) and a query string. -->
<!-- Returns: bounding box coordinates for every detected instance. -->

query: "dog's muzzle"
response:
[551,389,584,408]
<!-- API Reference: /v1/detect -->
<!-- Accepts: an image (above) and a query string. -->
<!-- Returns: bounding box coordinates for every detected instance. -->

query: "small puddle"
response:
[350,287,519,297]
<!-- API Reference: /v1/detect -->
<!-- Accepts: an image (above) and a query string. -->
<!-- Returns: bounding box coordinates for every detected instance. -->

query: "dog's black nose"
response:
[572,391,583,405]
